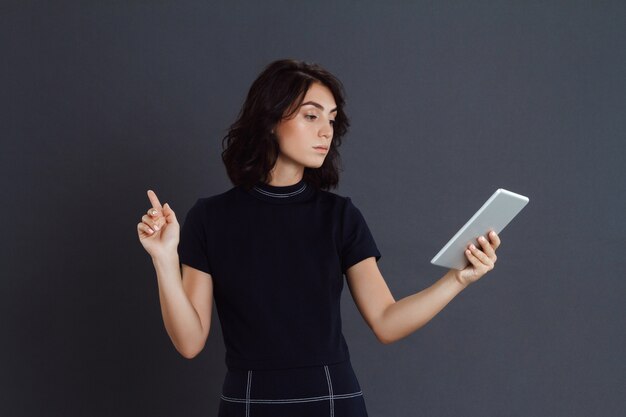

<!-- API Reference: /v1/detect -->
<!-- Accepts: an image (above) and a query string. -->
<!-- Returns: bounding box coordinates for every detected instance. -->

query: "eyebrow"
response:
[300,101,338,113]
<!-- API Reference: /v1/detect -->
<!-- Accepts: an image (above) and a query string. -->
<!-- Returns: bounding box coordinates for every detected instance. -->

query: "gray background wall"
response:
[2,1,624,416]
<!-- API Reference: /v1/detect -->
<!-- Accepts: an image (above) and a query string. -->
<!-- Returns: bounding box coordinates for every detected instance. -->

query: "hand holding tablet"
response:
[430,188,529,271]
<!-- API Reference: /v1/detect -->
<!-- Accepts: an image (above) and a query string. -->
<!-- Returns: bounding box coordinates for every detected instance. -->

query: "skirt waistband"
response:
[220,359,362,404]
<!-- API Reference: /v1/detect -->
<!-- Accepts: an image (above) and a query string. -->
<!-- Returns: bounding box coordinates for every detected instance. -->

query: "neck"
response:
[266,159,304,186]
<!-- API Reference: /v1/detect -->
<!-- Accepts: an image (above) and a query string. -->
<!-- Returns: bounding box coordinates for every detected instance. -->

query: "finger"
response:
[489,230,501,250]
[142,214,161,231]
[478,235,496,259]
[465,247,482,267]
[147,190,163,211]
[469,244,492,267]
[137,222,155,235]
[162,203,177,223]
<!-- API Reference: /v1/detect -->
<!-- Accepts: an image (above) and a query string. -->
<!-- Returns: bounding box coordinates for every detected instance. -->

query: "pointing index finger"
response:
[147,190,163,210]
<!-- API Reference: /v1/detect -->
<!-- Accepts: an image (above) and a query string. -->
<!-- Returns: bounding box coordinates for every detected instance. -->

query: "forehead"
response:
[301,83,336,108]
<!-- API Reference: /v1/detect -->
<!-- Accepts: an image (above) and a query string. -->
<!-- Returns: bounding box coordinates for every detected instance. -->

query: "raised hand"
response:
[454,231,501,287]
[137,190,180,259]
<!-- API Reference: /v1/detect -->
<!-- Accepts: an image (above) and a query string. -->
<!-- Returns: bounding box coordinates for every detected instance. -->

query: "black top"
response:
[177,177,382,370]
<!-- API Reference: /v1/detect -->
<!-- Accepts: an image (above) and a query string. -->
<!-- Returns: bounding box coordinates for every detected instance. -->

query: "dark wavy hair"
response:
[221,59,350,191]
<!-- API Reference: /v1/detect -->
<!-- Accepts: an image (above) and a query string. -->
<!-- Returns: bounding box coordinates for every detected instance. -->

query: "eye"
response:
[305,114,317,121]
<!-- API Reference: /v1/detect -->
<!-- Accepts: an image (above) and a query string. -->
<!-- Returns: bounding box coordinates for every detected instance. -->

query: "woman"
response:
[137,59,500,417]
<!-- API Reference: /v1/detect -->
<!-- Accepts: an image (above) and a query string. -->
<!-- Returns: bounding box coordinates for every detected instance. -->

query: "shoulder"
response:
[317,189,367,214]
[183,187,239,223]
[317,189,351,206]
[310,190,353,219]
[314,190,373,227]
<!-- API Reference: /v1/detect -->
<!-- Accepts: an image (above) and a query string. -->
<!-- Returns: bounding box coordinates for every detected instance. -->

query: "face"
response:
[272,82,337,172]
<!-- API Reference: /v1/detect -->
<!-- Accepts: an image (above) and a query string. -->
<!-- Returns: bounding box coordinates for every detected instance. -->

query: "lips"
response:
[313,146,328,150]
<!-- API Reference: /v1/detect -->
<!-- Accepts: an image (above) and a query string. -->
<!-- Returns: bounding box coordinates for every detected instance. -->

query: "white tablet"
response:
[430,188,529,270]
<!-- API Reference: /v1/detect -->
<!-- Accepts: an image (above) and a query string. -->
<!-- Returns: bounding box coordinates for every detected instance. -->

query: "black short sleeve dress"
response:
[178,177,382,417]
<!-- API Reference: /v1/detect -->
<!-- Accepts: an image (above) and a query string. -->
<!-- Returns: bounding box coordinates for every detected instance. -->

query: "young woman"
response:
[137,59,500,417]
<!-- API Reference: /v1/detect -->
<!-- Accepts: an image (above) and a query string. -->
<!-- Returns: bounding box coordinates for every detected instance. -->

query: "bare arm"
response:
[152,253,213,359]
[346,231,500,344]
[138,190,213,359]
[347,260,471,344]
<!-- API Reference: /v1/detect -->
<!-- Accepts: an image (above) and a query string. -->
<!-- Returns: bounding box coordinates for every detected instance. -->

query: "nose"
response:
[319,122,332,140]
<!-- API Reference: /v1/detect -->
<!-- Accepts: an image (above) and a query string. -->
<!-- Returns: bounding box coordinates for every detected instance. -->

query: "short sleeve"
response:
[177,198,212,275]
[340,197,382,274]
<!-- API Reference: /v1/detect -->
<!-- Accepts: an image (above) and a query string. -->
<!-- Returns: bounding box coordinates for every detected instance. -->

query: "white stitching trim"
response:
[252,183,307,198]
[220,390,363,404]
[324,365,334,417]
[246,370,252,417]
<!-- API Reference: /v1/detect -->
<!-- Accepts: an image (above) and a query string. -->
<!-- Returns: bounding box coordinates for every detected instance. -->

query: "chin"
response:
[306,160,325,169]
